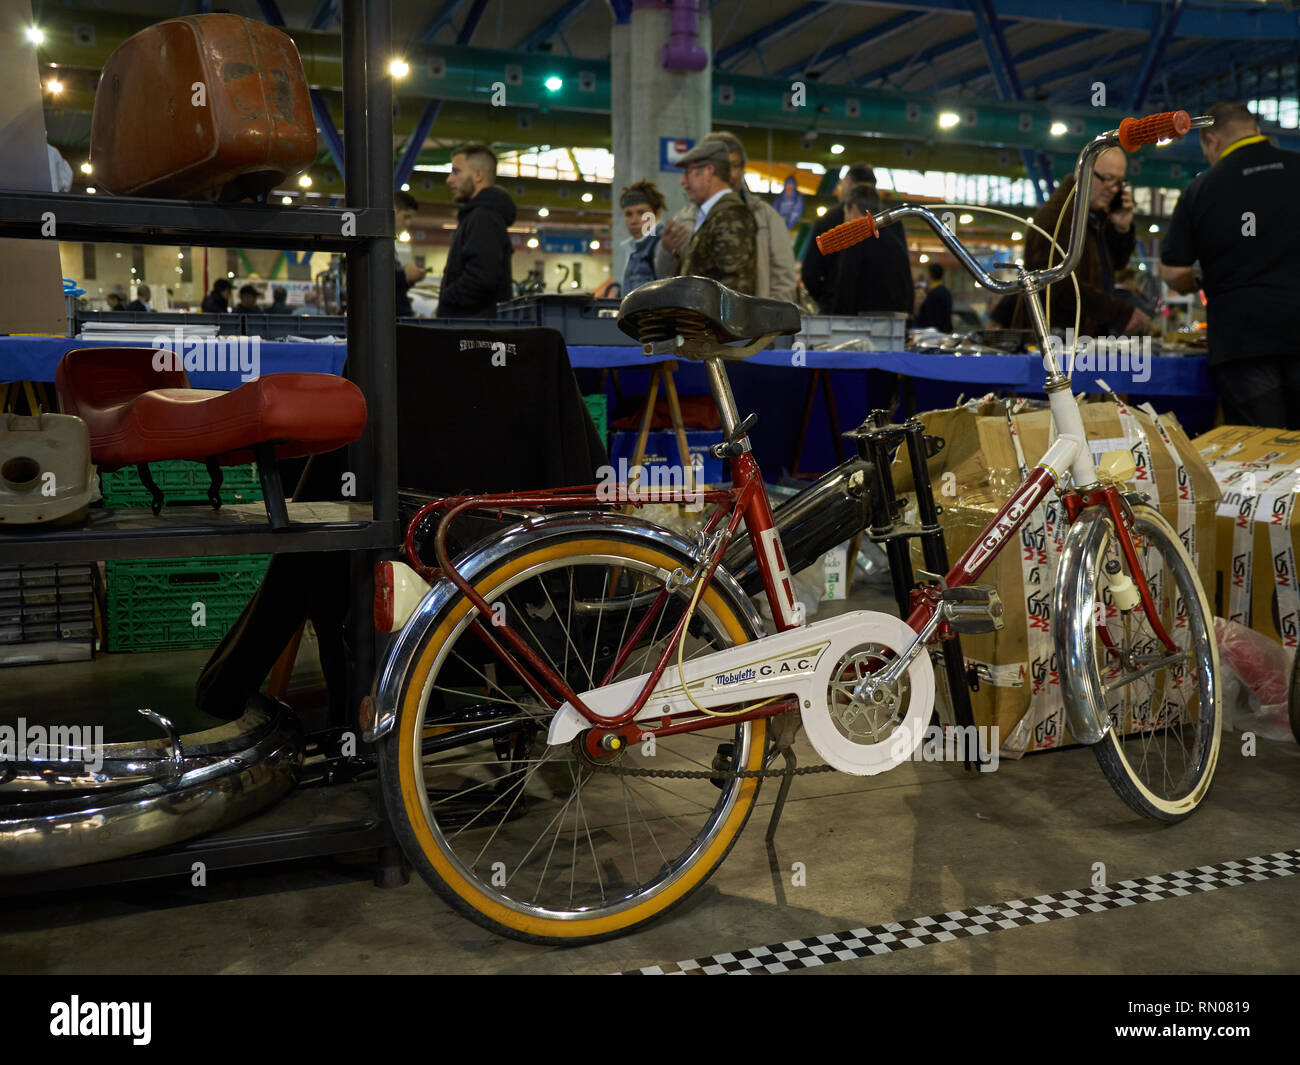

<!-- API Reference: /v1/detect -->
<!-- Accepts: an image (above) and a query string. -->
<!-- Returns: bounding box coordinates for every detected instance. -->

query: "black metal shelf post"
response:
[0,0,404,897]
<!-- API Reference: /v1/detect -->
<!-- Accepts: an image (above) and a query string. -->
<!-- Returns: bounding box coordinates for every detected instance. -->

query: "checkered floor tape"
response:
[623,848,1300,975]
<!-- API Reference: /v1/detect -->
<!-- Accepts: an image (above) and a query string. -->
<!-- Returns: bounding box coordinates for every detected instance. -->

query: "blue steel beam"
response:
[967,0,1049,204]
[856,32,980,86]
[518,0,596,52]
[715,3,827,70]
[607,0,634,24]
[935,29,1099,92]
[396,0,490,188]
[777,11,928,79]
[309,0,338,30]
[421,0,467,42]
[775,0,1299,41]
[1128,0,1185,110]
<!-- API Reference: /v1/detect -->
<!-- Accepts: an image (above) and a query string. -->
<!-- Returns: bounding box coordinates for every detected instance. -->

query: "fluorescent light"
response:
[581,192,593,203]
[938,112,960,129]
[830,143,845,155]
[298,174,313,188]
[544,76,563,92]
[1050,121,1068,136]
[389,59,409,78]
[537,207,550,217]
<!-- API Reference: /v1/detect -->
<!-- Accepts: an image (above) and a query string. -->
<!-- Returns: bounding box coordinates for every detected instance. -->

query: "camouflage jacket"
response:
[679,191,758,294]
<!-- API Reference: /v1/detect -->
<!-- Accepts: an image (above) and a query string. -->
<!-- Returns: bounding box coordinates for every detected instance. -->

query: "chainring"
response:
[799,612,934,775]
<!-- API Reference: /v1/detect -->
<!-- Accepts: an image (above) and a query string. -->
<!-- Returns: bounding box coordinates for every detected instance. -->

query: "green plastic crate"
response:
[583,393,607,446]
[105,555,271,653]
[99,460,263,509]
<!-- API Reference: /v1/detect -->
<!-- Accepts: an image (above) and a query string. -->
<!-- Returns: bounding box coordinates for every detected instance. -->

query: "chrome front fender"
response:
[364,510,764,743]
[1053,505,1113,745]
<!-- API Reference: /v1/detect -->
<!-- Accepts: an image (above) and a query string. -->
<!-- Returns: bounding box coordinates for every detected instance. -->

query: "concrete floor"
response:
[3,593,1300,975]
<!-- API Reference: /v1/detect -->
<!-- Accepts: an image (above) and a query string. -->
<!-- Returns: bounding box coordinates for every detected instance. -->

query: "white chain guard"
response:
[545,609,933,776]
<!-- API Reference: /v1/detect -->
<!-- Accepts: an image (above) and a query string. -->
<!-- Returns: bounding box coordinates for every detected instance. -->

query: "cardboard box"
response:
[895,396,1220,756]
[1193,424,1300,649]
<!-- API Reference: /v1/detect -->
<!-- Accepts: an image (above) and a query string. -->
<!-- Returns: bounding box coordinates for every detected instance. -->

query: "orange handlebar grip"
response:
[1118,110,1191,152]
[816,214,878,255]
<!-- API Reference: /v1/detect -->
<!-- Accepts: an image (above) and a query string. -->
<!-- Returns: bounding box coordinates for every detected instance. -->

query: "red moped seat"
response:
[55,348,367,527]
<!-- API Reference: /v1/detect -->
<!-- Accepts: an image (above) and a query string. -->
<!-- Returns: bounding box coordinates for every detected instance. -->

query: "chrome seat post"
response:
[703,356,742,437]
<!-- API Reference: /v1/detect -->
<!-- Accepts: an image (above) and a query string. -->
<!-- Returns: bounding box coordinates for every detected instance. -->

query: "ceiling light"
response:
[938,112,960,129]
[816,205,827,217]
[400,183,411,192]
[298,174,313,188]
[399,230,411,243]
[537,206,550,218]
[544,76,563,92]
[281,195,292,204]
[1011,230,1023,241]
[589,240,600,250]
[46,80,62,94]
[177,252,184,259]
[389,59,410,78]
[919,254,930,263]
[228,271,235,278]
[80,162,92,174]
[26,26,44,45]
[85,186,96,194]
[1049,121,1068,136]
[830,143,845,155]
[570,280,579,288]
[959,213,973,224]
[1148,224,1159,233]
[581,192,593,202]
[527,237,539,248]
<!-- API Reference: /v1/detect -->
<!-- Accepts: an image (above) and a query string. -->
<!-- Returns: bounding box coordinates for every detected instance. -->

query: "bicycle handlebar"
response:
[816,109,1210,296]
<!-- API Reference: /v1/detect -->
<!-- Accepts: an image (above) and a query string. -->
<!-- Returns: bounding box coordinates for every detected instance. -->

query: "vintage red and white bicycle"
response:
[363,110,1220,944]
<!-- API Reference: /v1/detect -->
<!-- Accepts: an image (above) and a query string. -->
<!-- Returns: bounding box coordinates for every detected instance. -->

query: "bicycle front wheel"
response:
[1057,502,1220,821]
[377,528,769,944]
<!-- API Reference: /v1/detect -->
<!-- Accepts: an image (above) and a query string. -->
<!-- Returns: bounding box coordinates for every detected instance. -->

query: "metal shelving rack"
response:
[0,0,404,892]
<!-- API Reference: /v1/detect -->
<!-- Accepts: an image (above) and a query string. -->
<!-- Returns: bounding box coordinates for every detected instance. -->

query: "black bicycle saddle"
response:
[617,276,801,344]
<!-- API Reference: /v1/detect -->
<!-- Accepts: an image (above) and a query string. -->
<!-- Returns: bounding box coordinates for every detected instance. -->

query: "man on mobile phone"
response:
[1160,102,1300,428]
[1012,148,1145,337]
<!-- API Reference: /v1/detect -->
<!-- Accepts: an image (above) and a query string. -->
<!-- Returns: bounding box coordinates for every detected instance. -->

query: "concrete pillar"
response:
[610,0,712,290]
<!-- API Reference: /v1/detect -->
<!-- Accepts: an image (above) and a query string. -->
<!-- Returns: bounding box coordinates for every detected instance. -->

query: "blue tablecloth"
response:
[567,346,1213,397]
[0,336,346,389]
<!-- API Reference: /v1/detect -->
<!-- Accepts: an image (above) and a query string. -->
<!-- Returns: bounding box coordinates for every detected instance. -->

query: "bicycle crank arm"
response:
[547,610,936,776]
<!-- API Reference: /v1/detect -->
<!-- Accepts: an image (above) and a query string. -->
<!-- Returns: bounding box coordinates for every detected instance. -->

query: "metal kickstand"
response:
[764,743,799,844]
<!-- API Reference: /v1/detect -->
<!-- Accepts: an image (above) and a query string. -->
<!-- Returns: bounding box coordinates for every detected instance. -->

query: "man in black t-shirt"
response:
[802,164,876,313]
[916,263,955,333]
[831,183,913,318]
[1161,101,1300,427]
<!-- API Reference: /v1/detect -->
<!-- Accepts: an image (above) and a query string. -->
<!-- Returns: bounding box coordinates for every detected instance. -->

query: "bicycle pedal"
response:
[941,585,1005,634]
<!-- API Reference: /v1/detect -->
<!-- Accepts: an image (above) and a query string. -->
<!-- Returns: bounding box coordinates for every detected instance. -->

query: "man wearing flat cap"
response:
[664,139,757,294]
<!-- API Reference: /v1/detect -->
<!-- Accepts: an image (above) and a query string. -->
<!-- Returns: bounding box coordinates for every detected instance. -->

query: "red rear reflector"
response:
[374,561,395,632]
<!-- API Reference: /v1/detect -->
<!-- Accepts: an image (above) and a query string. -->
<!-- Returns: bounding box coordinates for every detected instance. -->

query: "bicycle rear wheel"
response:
[377,528,769,944]
[1057,502,1220,821]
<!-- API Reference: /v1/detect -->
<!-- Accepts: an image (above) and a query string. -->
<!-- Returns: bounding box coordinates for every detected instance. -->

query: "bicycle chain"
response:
[584,758,837,780]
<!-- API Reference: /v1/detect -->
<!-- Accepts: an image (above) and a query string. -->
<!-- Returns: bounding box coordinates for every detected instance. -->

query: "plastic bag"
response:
[1213,617,1295,743]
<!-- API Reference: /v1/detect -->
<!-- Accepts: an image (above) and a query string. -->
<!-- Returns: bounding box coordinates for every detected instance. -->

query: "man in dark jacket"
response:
[1012,147,1145,338]
[802,164,876,313]
[831,183,913,317]
[1161,101,1300,427]
[915,264,954,332]
[200,278,232,314]
[437,143,516,318]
